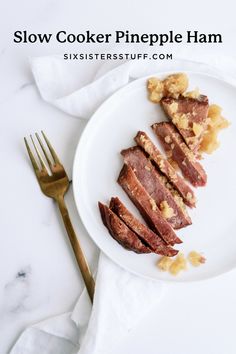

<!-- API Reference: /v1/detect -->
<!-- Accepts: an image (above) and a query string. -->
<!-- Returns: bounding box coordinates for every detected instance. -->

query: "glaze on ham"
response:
[121,146,192,228]
[117,164,182,246]
[152,122,207,187]
[110,197,178,256]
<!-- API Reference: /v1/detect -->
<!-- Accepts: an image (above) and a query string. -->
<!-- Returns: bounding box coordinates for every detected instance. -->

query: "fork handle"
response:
[56,196,95,302]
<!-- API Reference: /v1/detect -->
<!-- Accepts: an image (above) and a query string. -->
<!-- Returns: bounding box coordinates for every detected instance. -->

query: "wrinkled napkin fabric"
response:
[10,53,236,354]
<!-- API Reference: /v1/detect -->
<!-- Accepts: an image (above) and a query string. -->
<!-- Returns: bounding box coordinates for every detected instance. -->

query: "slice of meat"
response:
[152,122,207,187]
[117,164,182,246]
[135,131,196,207]
[110,197,178,256]
[161,95,209,152]
[121,146,191,229]
[98,202,151,254]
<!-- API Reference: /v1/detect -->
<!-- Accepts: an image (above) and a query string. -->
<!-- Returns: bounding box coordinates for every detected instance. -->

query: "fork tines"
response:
[24,131,60,174]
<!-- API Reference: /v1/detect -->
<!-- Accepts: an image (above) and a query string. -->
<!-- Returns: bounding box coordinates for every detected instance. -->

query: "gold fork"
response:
[24,131,95,302]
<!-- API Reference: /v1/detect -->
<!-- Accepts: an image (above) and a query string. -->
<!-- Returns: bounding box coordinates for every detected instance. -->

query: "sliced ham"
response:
[152,122,207,187]
[110,197,178,256]
[117,164,182,246]
[98,202,151,254]
[121,146,191,229]
[135,131,196,207]
[161,95,209,153]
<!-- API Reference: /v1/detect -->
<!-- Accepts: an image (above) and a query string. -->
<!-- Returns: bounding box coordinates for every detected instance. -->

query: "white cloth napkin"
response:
[10,53,236,354]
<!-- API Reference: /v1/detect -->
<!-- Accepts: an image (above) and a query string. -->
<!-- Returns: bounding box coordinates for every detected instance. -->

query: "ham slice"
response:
[117,164,182,246]
[152,122,207,187]
[161,95,209,153]
[110,197,178,256]
[98,202,151,254]
[135,131,196,207]
[121,146,192,229]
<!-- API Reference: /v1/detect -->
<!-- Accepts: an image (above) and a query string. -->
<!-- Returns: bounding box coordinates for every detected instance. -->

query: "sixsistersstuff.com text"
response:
[63,53,173,61]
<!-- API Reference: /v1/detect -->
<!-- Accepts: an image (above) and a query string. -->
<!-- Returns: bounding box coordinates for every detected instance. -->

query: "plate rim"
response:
[72,69,236,282]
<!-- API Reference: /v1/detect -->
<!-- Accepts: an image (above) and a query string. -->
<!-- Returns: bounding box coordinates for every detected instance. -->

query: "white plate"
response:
[73,71,236,282]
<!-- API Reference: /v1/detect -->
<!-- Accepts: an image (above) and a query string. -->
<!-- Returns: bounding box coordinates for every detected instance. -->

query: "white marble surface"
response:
[1,1,236,353]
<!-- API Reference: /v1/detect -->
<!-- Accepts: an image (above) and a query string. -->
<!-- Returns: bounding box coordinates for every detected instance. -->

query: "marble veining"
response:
[0,82,34,105]
[4,266,32,314]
